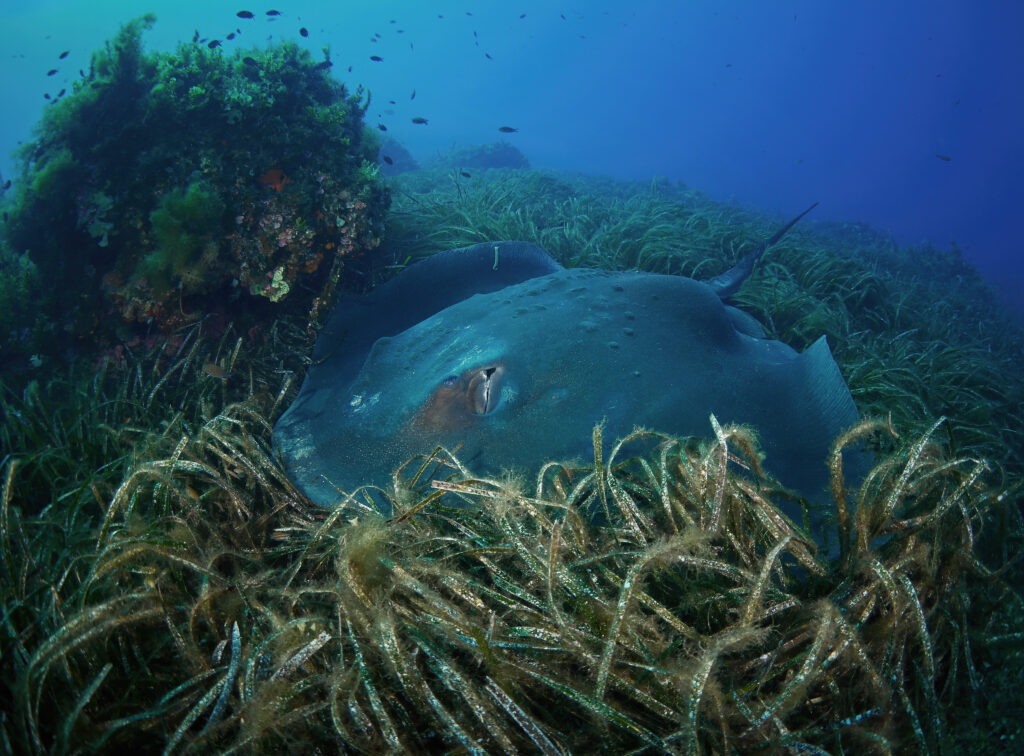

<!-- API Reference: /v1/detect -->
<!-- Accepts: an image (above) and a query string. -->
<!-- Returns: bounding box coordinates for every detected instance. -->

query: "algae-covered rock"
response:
[0,14,389,357]
[425,141,530,171]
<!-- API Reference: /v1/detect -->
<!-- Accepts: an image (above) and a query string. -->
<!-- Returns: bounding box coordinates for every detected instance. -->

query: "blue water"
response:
[2,1,1022,320]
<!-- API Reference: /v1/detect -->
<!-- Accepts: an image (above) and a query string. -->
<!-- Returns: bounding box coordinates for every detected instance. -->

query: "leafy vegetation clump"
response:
[0,14,388,365]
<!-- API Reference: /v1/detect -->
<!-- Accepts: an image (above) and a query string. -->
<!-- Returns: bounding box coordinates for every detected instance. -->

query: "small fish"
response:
[561,13,566,19]
[389,19,396,23]
[377,123,387,131]
[410,89,415,100]
[473,30,477,37]
[79,69,84,76]
[485,52,492,59]
[243,56,258,66]
[57,88,65,96]
[59,50,69,59]
[236,10,254,19]
[47,69,57,76]
[460,170,471,178]
[498,126,518,133]
[203,362,229,379]
[347,65,352,72]
[299,27,308,37]
[314,60,333,70]
[208,40,221,49]
[370,55,383,62]
[411,116,428,124]
[43,93,51,99]
[226,32,236,40]
[192,30,199,42]
[382,155,394,165]
[520,13,526,19]
[389,100,396,105]
[936,154,952,162]
[266,9,281,16]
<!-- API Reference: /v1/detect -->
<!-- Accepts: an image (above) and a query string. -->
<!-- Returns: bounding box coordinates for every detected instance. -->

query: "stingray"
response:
[274,203,863,530]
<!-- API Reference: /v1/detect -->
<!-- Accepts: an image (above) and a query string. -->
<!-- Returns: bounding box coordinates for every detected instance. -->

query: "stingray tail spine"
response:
[707,201,819,299]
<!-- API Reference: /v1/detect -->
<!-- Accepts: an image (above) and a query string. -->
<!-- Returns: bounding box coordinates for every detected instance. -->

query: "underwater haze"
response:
[5,2,1024,751]
[1,0,1022,319]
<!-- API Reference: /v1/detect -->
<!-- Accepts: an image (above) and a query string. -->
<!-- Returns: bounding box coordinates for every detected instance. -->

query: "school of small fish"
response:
[24,9,637,151]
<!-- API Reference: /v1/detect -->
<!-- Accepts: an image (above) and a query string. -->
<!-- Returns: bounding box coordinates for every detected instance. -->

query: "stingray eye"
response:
[442,375,458,387]
[466,365,504,415]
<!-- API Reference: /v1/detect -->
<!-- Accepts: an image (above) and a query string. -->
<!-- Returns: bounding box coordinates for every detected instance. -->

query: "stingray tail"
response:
[707,201,819,299]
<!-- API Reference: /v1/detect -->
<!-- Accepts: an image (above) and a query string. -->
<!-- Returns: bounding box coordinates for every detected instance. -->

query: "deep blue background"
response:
[2,1,1021,320]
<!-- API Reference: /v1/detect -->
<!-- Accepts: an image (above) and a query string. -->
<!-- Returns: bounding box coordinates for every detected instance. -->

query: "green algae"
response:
[141,181,226,296]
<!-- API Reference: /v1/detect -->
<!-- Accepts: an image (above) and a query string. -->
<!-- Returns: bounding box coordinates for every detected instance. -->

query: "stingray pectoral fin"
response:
[789,336,869,486]
[796,337,858,432]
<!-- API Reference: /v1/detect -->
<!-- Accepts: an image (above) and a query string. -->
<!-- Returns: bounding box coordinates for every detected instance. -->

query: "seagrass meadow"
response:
[2,167,1024,754]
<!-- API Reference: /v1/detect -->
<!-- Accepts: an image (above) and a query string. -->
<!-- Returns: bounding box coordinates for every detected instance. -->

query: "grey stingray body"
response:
[274,239,864,530]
